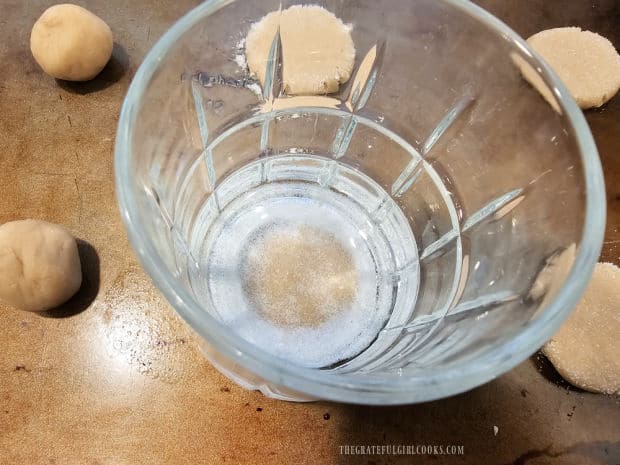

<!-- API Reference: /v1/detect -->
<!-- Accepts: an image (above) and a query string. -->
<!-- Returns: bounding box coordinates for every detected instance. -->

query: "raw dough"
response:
[542,262,620,394]
[30,4,113,81]
[0,220,82,312]
[245,5,355,95]
[524,27,620,109]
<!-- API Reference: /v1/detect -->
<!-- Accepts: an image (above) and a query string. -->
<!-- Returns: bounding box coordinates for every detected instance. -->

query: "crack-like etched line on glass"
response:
[370,196,395,223]
[383,291,520,334]
[329,42,386,161]
[171,153,205,221]
[377,290,520,370]
[391,158,423,197]
[260,116,271,152]
[331,120,346,154]
[172,227,202,276]
[345,42,386,112]
[422,95,475,156]
[191,79,220,210]
[346,160,463,373]
[382,164,464,363]
[145,185,174,231]
[318,160,339,187]
[492,193,525,220]
[204,149,220,211]
[259,158,271,183]
[185,190,211,246]
[191,80,209,149]
[393,257,420,282]
[356,334,418,374]
[257,26,283,158]
[205,107,423,157]
[145,184,202,282]
[332,117,358,159]
[419,229,459,261]
[448,253,469,312]
[262,24,283,102]
[403,327,462,366]
[462,188,524,232]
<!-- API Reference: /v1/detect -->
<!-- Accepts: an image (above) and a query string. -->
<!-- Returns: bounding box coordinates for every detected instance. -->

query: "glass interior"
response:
[116,0,605,403]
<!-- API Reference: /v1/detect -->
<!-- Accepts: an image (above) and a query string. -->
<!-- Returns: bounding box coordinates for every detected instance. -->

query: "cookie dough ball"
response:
[525,27,620,109]
[0,220,82,312]
[542,262,620,394]
[30,4,113,81]
[245,5,355,95]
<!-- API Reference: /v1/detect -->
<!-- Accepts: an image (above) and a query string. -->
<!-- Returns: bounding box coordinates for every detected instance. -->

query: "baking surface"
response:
[0,1,619,464]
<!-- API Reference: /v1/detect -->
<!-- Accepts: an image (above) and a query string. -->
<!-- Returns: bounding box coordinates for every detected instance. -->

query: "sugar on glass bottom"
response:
[192,154,419,368]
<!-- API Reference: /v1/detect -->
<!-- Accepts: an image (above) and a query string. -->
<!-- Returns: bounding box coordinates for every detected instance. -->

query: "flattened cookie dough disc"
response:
[525,27,620,109]
[245,5,355,95]
[543,262,620,394]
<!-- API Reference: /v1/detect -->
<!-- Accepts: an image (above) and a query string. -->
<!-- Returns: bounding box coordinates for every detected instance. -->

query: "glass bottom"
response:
[189,154,420,368]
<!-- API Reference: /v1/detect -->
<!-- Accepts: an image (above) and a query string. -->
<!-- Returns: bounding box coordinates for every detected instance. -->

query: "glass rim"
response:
[114,0,606,404]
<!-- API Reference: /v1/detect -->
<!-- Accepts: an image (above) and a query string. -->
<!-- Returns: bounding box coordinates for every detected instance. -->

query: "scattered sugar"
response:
[246,81,263,97]
[204,185,393,368]
[234,37,247,70]
[242,225,357,327]
[233,36,263,97]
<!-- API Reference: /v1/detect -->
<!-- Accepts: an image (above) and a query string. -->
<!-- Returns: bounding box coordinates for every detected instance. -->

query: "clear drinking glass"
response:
[115,0,606,404]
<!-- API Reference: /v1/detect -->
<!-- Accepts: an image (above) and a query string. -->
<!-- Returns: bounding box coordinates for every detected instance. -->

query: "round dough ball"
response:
[245,5,355,95]
[525,27,620,109]
[0,220,82,312]
[542,262,620,394]
[30,4,113,81]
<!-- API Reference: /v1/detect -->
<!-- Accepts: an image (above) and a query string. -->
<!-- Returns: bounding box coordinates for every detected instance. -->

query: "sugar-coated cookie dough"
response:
[543,262,620,394]
[524,27,620,109]
[245,5,355,95]
[30,4,113,81]
[0,220,82,312]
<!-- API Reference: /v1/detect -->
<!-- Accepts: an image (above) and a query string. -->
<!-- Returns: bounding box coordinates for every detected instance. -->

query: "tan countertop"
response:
[1,1,619,464]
